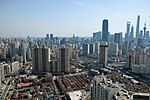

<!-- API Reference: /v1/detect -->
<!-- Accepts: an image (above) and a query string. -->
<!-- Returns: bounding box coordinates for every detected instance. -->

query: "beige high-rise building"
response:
[126,49,135,69]
[65,44,72,60]
[50,60,59,73]
[59,46,70,73]
[127,48,150,74]
[99,43,108,67]
[0,47,6,59]
[32,45,50,72]
[94,42,100,54]
[108,42,118,57]
[146,54,150,74]
[0,63,5,85]
[134,48,140,65]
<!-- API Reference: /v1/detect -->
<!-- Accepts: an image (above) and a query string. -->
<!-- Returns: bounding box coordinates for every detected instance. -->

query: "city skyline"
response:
[0,0,150,37]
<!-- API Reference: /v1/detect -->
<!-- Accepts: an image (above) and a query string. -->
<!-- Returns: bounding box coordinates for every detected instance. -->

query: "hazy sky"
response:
[0,0,150,37]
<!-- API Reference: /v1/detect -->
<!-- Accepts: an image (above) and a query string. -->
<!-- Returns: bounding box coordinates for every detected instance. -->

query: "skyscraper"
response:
[50,34,53,41]
[0,63,5,85]
[140,30,143,38]
[99,43,108,67]
[91,76,102,100]
[114,32,122,45]
[46,34,49,41]
[125,22,131,42]
[91,75,120,100]
[32,44,51,72]
[83,44,89,56]
[26,48,32,60]
[19,42,27,64]
[59,46,70,73]
[89,43,95,54]
[108,42,118,57]
[93,31,102,41]
[136,15,140,40]
[145,31,149,41]
[102,19,109,42]
[94,42,100,54]
[130,26,134,42]
[65,44,72,60]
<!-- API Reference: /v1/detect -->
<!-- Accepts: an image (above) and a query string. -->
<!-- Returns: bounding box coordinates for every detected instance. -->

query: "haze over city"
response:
[0,0,150,37]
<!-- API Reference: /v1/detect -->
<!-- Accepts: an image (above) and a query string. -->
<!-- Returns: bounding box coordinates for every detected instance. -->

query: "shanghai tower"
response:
[136,15,140,39]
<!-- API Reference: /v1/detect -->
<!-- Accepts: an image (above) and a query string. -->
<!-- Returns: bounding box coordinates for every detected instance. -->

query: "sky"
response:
[0,0,150,37]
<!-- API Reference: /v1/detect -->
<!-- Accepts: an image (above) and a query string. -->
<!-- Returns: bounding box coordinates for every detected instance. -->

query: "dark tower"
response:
[114,32,122,45]
[102,19,109,42]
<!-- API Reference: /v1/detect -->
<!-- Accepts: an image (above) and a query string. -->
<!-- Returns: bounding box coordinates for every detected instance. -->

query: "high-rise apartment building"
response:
[26,48,32,60]
[20,43,27,64]
[89,43,95,54]
[0,47,6,60]
[59,46,70,73]
[127,48,150,74]
[0,63,5,85]
[91,75,120,100]
[108,42,118,57]
[83,44,89,56]
[65,44,72,60]
[50,60,59,73]
[93,31,102,41]
[32,45,50,72]
[102,19,109,42]
[145,31,150,41]
[94,42,100,54]
[99,43,108,67]
[122,42,131,56]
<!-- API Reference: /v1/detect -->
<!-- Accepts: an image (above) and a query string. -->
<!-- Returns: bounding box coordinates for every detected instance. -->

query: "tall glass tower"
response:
[102,19,109,42]
[136,15,140,39]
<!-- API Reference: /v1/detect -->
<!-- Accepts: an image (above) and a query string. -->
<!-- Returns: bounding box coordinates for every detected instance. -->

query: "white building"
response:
[94,42,100,54]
